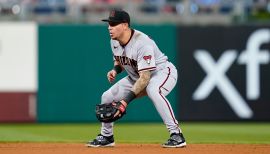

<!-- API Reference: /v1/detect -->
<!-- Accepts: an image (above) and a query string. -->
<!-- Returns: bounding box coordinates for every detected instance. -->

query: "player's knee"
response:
[146,85,159,99]
[101,90,113,104]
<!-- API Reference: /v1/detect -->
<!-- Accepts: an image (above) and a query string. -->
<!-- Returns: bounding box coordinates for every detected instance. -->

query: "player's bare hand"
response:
[112,100,127,118]
[107,69,117,83]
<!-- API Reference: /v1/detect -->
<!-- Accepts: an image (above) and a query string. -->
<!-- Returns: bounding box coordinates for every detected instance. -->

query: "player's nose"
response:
[108,25,112,30]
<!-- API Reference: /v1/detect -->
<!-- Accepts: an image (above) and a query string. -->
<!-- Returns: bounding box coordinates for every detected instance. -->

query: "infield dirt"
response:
[0,143,270,154]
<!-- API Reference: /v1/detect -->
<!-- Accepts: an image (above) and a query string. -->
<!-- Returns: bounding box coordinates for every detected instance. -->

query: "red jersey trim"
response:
[138,67,156,72]
[158,67,178,125]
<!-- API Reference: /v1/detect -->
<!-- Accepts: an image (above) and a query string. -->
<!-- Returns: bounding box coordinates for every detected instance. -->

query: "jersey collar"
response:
[121,29,135,48]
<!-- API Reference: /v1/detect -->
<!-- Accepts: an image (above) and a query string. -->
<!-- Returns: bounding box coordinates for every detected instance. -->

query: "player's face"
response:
[108,22,126,40]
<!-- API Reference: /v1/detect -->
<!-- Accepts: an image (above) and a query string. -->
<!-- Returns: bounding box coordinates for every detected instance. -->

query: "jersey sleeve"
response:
[137,45,156,72]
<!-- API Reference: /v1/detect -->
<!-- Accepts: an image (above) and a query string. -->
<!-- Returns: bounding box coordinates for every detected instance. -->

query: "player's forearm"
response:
[121,72,150,104]
[132,71,151,95]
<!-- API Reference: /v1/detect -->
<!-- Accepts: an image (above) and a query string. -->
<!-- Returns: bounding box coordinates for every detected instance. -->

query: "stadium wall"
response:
[0,22,37,122]
[37,24,177,122]
[0,23,269,122]
[177,26,270,121]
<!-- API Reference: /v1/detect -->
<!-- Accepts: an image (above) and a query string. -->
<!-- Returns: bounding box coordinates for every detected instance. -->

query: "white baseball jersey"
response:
[111,29,168,80]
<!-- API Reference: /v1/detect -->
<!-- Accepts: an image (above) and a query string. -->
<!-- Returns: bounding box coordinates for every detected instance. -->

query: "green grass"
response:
[0,123,269,144]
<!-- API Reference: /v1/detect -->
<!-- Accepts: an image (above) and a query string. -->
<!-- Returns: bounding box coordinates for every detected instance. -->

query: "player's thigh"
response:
[101,76,134,104]
[147,69,177,97]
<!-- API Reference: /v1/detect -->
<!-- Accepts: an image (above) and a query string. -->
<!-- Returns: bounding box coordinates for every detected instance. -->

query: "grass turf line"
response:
[0,123,269,144]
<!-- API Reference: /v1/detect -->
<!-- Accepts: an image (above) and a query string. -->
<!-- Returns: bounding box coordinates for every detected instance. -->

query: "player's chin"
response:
[111,36,117,40]
[110,34,117,39]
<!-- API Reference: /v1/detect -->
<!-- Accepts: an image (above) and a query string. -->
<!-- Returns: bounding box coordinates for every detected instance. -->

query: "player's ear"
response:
[123,23,129,29]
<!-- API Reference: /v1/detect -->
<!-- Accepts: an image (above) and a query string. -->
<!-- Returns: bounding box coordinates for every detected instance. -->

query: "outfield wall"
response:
[0,23,269,122]
[37,24,177,122]
[177,26,270,121]
[0,23,37,122]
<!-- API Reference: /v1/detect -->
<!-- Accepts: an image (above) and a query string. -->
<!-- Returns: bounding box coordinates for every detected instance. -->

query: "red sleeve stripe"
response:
[138,67,156,72]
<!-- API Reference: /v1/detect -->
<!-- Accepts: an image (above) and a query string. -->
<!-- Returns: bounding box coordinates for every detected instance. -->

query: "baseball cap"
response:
[102,9,130,26]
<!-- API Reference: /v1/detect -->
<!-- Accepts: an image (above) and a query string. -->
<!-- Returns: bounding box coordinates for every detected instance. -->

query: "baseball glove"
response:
[95,101,126,123]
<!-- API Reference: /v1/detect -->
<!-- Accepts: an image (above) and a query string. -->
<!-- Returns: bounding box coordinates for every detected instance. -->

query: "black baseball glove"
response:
[95,101,127,123]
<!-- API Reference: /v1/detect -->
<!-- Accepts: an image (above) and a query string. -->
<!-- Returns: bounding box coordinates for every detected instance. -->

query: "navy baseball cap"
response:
[102,9,130,26]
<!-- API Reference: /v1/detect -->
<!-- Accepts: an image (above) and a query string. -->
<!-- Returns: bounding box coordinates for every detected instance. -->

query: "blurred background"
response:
[0,0,269,123]
[0,0,269,24]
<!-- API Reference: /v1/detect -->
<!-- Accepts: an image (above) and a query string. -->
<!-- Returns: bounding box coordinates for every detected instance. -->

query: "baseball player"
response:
[86,9,186,148]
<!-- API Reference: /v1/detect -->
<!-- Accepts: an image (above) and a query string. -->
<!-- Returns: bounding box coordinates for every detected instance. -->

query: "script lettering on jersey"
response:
[114,56,138,69]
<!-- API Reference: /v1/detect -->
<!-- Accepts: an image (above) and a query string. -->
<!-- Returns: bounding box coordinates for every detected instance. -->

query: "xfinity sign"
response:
[178,26,270,120]
[193,29,270,119]
[238,29,270,100]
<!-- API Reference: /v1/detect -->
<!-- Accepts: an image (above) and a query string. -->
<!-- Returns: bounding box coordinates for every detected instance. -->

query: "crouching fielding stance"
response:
[86,9,186,148]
